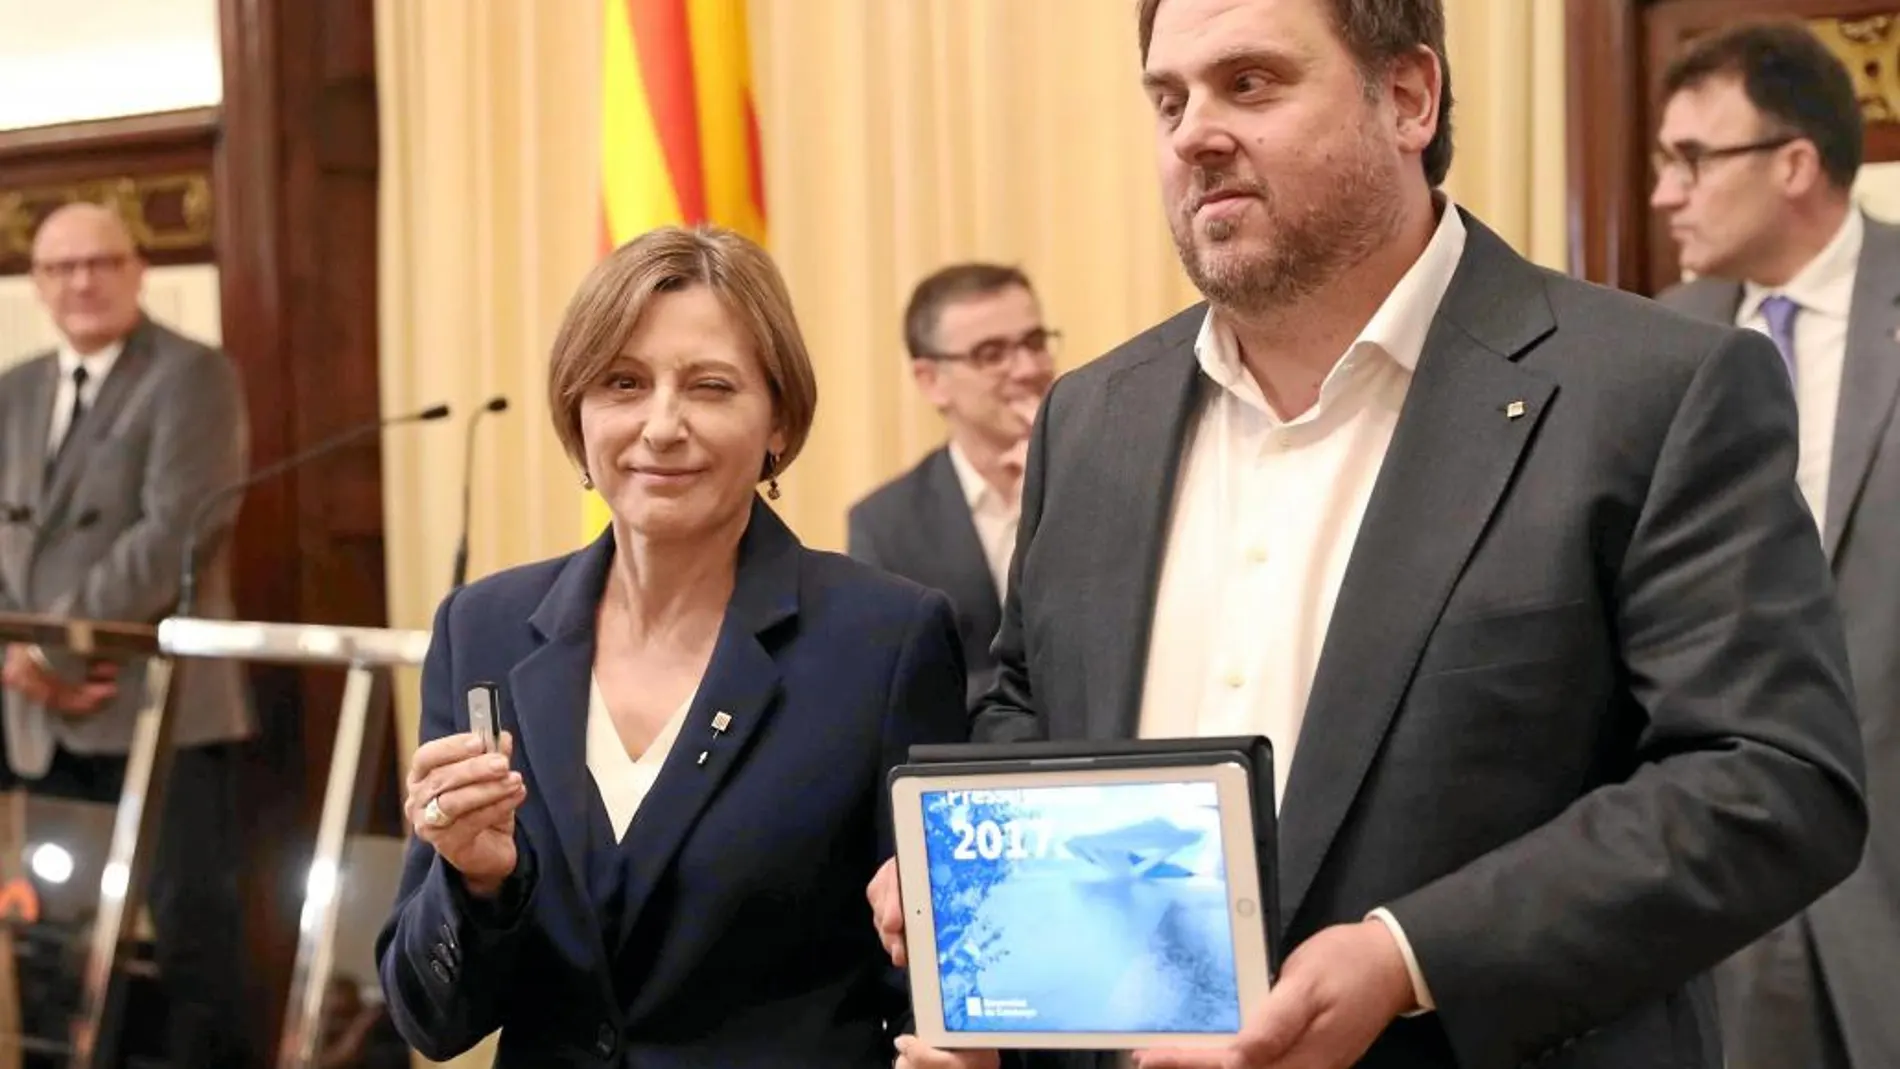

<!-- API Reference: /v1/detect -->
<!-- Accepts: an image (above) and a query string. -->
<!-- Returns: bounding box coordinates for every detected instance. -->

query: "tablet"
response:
[890,758,1271,1049]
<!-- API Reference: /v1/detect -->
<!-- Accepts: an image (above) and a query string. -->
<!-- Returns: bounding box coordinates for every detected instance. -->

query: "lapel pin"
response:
[696,751,709,766]
[710,711,732,737]
[1505,400,1526,420]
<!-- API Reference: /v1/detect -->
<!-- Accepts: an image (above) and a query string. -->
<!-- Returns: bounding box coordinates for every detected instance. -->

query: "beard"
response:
[1170,137,1406,318]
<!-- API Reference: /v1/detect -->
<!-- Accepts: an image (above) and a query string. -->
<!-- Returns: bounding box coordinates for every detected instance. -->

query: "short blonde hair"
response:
[547,225,819,475]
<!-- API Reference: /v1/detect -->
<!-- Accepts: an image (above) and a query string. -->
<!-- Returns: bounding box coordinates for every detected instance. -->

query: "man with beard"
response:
[875,1,1867,1068]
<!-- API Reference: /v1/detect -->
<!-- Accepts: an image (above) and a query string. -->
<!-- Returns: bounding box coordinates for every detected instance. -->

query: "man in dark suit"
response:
[876,2,1867,1068]
[0,203,254,1068]
[848,264,1056,706]
[1651,22,1900,1069]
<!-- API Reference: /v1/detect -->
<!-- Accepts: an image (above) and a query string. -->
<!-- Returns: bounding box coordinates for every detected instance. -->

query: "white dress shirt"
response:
[1135,202,1470,1015]
[45,340,124,455]
[1736,209,1859,531]
[947,440,1020,599]
[586,676,694,842]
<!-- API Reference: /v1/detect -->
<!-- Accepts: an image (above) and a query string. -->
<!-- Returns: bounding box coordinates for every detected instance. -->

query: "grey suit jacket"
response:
[1659,214,1900,1069]
[848,446,1002,708]
[978,214,1868,1069]
[0,316,254,773]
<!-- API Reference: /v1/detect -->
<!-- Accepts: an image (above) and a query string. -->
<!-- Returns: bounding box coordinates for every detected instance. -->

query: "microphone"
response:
[0,506,97,529]
[177,402,452,617]
[450,396,510,591]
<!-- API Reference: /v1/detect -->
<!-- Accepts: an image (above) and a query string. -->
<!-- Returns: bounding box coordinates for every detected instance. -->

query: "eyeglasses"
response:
[925,327,1061,371]
[1651,135,1800,187]
[30,254,131,281]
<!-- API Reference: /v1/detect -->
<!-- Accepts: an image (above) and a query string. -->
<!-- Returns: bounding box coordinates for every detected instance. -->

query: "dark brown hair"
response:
[1137,0,1455,186]
[902,262,1035,361]
[1662,19,1862,191]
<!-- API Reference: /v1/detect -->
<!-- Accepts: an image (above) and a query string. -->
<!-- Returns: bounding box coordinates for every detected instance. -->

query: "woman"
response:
[375,226,982,1068]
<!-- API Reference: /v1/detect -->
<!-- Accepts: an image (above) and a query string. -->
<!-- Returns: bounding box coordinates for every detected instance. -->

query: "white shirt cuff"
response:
[1366,907,1435,1015]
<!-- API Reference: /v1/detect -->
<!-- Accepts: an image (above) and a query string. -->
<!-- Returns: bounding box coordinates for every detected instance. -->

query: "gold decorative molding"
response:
[0,172,213,264]
[1812,14,1900,125]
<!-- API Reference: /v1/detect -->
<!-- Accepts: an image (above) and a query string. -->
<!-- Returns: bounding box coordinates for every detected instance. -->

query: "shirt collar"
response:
[1193,197,1469,410]
[946,439,995,511]
[1742,208,1863,321]
[56,337,126,384]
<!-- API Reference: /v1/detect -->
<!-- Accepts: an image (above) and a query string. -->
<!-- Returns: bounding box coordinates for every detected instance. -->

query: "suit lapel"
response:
[508,501,800,957]
[1092,312,1205,738]
[1825,217,1900,559]
[39,325,154,525]
[609,500,795,950]
[1276,219,1558,925]
[922,448,1002,641]
[4,356,56,513]
[0,356,55,605]
[509,527,615,927]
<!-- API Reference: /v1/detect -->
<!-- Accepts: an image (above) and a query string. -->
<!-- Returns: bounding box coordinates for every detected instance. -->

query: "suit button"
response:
[594,1023,616,1057]
[430,959,450,983]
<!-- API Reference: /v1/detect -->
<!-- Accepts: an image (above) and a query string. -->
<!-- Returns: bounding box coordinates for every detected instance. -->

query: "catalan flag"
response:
[590,0,767,535]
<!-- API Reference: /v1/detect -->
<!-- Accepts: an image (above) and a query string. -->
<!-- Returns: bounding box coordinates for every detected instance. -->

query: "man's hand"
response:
[999,396,1041,500]
[1136,920,1417,1069]
[893,1036,999,1069]
[867,856,906,966]
[2,645,117,713]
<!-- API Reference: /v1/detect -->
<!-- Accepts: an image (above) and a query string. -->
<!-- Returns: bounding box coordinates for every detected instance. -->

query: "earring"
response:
[764,452,782,501]
[580,470,594,491]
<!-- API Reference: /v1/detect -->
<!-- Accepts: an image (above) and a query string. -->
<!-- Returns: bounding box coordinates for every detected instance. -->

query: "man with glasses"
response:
[0,202,254,1068]
[848,264,1057,706]
[1654,20,1900,1069]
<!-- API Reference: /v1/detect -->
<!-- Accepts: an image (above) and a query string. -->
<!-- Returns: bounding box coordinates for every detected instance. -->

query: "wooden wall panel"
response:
[0,109,217,275]
[216,0,388,1051]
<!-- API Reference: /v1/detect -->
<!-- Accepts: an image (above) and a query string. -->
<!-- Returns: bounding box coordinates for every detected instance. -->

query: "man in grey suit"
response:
[848,264,1056,706]
[875,3,1868,1069]
[1651,22,1900,1069]
[0,203,254,1068]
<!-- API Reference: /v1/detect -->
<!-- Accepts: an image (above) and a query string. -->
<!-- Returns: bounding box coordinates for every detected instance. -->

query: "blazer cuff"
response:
[436,832,538,938]
[1367,907,1435,1015]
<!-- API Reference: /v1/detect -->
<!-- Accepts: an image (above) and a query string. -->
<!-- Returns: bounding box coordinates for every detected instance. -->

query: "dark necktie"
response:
[49,364,90,473]
[1759,294,1799,385]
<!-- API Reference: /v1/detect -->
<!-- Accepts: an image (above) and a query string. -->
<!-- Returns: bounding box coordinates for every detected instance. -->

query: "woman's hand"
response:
[405,730,527,897]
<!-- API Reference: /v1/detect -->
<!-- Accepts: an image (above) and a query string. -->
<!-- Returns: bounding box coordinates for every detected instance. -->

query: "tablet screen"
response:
[919,779,1243,1035]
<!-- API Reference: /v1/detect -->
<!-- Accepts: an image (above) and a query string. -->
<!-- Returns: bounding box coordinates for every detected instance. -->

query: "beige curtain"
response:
[1441,0,1570,271]
[374,3,1566,1066]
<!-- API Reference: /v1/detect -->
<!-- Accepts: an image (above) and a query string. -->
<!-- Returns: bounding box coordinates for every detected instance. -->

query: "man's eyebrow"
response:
[1142,46,1300,91]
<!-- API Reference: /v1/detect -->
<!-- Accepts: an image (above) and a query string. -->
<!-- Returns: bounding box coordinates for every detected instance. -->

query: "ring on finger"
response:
[422,795,449,828]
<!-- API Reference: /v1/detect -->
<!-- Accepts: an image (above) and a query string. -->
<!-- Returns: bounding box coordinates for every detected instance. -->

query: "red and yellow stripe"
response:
[591,0,767,533]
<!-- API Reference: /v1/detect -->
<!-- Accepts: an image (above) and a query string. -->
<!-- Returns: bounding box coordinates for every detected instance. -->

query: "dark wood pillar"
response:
[216,0,388,1052]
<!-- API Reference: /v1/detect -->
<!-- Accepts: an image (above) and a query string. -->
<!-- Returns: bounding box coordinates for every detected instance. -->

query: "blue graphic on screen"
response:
[921,781,1241,1034]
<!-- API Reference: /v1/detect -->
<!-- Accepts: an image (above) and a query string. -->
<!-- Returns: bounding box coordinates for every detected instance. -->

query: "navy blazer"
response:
[376,500,971,1068]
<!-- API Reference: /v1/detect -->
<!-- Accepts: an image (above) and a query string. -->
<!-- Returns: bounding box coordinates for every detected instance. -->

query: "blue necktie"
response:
[1758,294,1800,384]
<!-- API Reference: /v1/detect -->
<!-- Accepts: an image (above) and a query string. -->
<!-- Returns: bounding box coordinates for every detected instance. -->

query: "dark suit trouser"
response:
[0,729,252,1069]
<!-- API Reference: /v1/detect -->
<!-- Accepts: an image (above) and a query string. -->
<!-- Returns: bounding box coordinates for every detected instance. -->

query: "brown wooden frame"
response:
[0,109,217,275]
